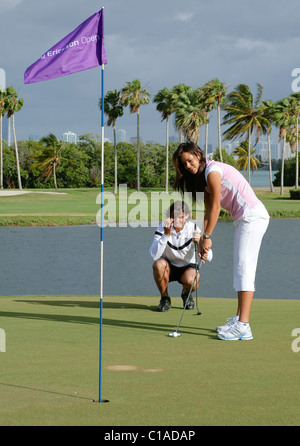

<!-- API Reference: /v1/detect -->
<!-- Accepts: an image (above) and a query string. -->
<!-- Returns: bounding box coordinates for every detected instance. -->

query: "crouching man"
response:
[149,201,212,312]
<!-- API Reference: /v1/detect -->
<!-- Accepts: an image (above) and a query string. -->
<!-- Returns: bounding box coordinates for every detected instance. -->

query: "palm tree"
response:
[261,100,275,192]
[120,79,150,192]
[288,93,300,189]
[222,83,269,184]
[31,133,66,189]
[198,82,215,158]
[99,90,124,194]
[233,141,261,172]
[6,86,23,190]
[202,79,228,162]
[153,87,174,192]
[0,87,6,190]
[174,88,207,144]
[171,83,192,142]
[271,98,296,195]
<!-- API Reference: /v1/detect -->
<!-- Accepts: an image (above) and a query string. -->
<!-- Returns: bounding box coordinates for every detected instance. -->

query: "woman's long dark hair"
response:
[172,142,207,200]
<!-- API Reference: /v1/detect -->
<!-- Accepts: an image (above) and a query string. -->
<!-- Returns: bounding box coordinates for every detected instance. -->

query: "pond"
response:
[0,219,299,300]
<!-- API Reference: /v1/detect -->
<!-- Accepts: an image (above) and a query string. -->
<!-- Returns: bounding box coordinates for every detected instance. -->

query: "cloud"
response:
[1,0,299,144]
[173,12,193,22]
[234,37,272,52]
[0,0,23,13]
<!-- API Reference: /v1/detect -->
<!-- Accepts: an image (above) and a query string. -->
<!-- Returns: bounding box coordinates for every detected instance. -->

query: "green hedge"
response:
[289,189,300,199]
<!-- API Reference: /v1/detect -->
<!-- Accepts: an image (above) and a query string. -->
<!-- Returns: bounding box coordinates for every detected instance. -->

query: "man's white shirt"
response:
[149,220,202,267]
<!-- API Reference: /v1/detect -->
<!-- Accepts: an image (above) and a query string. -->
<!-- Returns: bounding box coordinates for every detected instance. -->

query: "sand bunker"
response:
[0,190,67,196]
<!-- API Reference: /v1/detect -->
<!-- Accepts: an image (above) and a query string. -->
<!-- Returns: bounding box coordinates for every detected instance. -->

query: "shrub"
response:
[289,189,300,200]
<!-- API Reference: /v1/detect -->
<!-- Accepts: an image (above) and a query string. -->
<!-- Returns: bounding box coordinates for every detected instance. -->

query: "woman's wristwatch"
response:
[203,232,211,239]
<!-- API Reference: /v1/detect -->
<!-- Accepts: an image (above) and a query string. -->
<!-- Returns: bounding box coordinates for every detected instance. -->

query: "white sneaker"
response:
[218,321,253,341]
[216,315,239,332]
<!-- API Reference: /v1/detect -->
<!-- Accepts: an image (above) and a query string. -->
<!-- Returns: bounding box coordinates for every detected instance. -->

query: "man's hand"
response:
[164,218,174,237]
[192,230,201,245]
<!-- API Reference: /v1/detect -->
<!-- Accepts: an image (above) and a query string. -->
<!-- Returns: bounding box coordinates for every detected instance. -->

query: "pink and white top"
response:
[205,160,261,221]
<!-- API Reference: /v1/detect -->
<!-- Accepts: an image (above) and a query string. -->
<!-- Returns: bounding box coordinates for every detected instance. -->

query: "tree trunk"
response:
[0,114,3,189]
[267,132,274,192]
[53,162,57,190]
[217,104,223,162]
[137,109,140,193]
[113,121,117,194]
[247,127,251,184]
[296,118,299,189]
[180,130,184,143]
[205,118,209,159]
[165,116,169,193]
[12,114,22,190]
[281,136,285,196]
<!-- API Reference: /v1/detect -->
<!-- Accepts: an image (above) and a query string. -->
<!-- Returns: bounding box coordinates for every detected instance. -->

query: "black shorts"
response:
[167,261,197,284]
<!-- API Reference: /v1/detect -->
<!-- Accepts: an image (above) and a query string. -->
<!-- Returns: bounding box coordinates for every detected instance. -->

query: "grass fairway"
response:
[0,187,299,226]
[0,295,299,426]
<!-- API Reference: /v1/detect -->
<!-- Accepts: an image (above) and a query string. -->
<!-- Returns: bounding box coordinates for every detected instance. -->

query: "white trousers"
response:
[233,203,269,292]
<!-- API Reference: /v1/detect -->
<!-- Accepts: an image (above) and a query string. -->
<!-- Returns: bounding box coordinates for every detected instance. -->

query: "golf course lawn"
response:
[0,187,299,226]
[0,295,299,426]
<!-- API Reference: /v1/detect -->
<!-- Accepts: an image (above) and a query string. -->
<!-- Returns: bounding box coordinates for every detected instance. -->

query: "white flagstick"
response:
[99,61,105,403]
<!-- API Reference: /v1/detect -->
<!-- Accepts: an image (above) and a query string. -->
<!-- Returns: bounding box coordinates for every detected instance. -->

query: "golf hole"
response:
[93,399,110,403]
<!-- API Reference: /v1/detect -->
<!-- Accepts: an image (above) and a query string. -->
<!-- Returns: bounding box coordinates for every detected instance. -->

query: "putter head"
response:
[168,332,182,338]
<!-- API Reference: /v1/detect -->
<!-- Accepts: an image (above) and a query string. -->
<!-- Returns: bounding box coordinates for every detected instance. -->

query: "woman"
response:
[173,142,269,341]
[149,201,211,312]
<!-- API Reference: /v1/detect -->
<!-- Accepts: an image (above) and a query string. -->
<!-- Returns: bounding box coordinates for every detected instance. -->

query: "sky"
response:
[1,0,300,147]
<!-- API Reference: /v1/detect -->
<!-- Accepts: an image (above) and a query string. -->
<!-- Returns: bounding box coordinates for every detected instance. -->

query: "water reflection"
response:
[0,219,299,299]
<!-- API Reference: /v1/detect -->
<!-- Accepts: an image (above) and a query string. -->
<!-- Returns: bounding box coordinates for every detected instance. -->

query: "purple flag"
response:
[24,10,107,84]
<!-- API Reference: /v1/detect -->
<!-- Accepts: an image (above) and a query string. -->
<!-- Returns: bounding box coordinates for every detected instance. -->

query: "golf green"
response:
[0,295,299,426]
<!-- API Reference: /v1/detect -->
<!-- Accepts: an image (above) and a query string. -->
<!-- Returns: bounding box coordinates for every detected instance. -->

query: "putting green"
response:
[0,295,299,426]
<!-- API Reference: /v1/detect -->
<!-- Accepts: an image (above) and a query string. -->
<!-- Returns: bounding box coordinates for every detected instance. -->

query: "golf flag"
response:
[24,8,107,403]
[24,9,107,84]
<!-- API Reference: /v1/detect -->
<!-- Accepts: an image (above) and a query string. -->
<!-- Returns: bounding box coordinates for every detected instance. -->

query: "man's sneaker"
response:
[181,290,194,310]
[216,315,239,332]
[158,297,171,312]
[218,321,253,341]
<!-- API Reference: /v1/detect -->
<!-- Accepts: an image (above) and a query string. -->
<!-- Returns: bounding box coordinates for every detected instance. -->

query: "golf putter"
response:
[168,226,203,338]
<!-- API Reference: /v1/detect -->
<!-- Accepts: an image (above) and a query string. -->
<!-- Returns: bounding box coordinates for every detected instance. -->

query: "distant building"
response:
[130,136,143,144]
[117,129,126,143]
[270,142,280,160]
[62,131,78,144]
[257,138,283,161]
[29,135,40,142]
[169,129,181,143]
[0,68,5,90]
[256,139,268,161]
